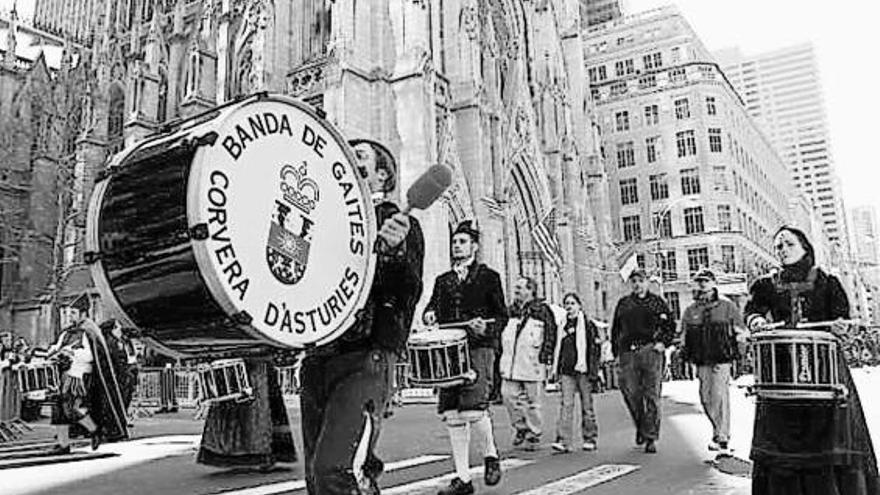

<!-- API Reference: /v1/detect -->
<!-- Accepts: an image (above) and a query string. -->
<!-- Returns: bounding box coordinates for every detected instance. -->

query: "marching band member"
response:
[422,221,508,495]
[745,226,880,495]
[299,140,424,494]
[196,354,297,470]
[48,309,128,454]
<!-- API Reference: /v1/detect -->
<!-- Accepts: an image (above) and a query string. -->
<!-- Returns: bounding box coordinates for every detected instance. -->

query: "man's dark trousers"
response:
[618,344,664,441]
[301,348,396,494]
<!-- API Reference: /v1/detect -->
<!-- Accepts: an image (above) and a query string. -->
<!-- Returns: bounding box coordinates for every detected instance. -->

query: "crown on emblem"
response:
[280,162,320,215]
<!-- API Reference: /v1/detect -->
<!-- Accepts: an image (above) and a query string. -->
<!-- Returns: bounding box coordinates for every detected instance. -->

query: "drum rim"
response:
[408,328,469,344]
[186,94,378,350]
[751,329,837,341]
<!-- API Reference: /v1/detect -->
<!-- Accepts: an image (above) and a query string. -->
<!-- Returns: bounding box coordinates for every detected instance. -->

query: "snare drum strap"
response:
[774,267,818,326]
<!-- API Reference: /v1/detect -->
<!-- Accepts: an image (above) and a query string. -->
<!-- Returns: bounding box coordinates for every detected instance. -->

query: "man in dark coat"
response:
[300,140,424,495]
[423,221,508,495]
[611,268,676,454]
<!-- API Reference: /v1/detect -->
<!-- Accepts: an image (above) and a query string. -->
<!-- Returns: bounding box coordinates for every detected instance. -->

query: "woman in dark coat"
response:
[744,226,880,495]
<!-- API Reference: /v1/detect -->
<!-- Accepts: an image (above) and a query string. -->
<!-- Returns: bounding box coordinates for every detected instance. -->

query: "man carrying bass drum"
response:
[299,139,424,495]
[745,226,879,495]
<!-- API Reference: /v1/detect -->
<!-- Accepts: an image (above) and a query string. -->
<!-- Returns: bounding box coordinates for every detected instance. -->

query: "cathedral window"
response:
[107,84,126,153]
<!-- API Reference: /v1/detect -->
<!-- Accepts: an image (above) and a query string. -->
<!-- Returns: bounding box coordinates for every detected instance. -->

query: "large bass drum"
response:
[86,94,377,357]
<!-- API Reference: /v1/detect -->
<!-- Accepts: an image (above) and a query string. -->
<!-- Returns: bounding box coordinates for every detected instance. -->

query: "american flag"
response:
[531,208,563,272]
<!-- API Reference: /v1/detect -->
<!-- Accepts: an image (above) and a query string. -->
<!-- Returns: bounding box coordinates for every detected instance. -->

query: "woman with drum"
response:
[745,226,880,494]
[550,293,601,454]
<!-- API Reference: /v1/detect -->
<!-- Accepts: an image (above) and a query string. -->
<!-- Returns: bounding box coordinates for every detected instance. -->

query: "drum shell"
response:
[407,329,473,388]
[88,132,263,357]
[749,330,846,402]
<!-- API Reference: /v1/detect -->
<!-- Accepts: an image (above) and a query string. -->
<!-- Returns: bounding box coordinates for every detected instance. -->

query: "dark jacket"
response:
[556,315,600,378]
[319,202,424,355]
[745,266,879,479]
[424,263,508,349]
[610,291,676,357]
[681,290,742,365]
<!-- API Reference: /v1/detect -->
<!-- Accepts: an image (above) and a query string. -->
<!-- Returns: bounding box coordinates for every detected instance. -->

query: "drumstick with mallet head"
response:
[374,164,453,252]
[437,319,496,330]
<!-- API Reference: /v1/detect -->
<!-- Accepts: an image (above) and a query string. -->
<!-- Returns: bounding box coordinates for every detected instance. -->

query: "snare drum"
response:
[749,329,847,401]
[86,94,377,357]
[16,362,60,401]
[197,359,253,404]
[407,329,476,388]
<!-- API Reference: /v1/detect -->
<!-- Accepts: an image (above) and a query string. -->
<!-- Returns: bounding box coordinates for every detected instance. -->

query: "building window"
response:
[622,215,642,242]
[615,59,635,77]
[676,130,697,157]
[643,52,663,70]
[706,96,717,116]
[664,291,681,318]
[636,253,646,269]
[684,206,705,234]
[680,168,701,195]
[644,104,660,126]
[656,250,677,281]
[653,210,673,238]
[709,128,723,152]
[713,166,728,192]
[620,178,639,205]
[674,98,690,120]
[670,67,687,82]
[615,110,630,132]
[671,47,681,63]
[721,245,736,272]
[617,141,635,168]
[649,173,669,200]
[588,66,607,82]
[645,136,660,164]
[610,81,627,96]
[687,247,710,274]
[638,74,657,89]
[718,204,732,232]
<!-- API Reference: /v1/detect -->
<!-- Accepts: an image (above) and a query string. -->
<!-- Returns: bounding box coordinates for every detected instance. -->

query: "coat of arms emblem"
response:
[267,163,320,285]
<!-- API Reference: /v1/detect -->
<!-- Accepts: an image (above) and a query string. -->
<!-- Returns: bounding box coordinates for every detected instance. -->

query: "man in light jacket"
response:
[500,277,556,451]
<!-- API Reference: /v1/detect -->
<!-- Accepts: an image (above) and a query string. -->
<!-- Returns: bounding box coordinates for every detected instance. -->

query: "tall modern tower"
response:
[716,44,850,257]
[581,0,624,27]
[851,205,880,265]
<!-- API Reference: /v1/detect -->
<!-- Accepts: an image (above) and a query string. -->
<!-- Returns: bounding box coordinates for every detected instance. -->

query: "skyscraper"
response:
[716,44,850,257]
[583,6,792,313]
[581,0,624,27]
[852,205,880,265]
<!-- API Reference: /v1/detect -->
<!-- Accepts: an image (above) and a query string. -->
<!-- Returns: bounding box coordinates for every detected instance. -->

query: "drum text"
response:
[263,267,361,334]
[206,170,250,300]
[222,111,332,162]
[331,161,367,256]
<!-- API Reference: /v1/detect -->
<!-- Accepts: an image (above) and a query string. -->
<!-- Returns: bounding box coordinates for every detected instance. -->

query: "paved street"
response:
[3,379,756,495]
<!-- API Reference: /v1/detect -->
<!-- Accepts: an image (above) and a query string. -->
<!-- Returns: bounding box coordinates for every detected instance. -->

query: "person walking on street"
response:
[680,269,745,458]
[500,277,556,451]
[550,293,600,453]
[423,220,508,495]
[611,269,676,454]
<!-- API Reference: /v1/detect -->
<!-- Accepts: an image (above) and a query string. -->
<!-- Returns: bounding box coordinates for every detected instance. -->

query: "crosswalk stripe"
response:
[213,454,449,495]
[383,458,535,495]
[513,464,640,495]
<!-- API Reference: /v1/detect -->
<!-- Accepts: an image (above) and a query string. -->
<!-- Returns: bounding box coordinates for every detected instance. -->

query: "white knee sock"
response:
[473,414,498,459]
[447,423,472,482]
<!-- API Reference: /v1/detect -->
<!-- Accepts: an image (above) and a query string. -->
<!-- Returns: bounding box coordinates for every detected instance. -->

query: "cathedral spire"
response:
[5,1,18,69]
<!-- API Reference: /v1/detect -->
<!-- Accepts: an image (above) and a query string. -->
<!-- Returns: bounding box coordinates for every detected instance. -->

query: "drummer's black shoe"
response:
[90,431,103,451]
[644,440,657,454]
[49,445,71,455]
[484,456,501,486]
[636,432,646,446]
[512,429,527,446]
[438,477,474,495]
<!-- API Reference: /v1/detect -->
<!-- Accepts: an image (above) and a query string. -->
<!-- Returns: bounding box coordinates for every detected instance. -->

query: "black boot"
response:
[484,456,501,486]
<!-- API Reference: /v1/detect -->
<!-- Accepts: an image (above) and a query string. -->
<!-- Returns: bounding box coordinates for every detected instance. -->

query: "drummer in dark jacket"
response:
[300,140,424,495]
[611,268,676,454]
[680,269,745,458]
[423,220,508,495]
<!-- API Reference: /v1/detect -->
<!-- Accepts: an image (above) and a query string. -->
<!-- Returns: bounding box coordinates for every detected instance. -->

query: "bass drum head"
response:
[186,95,377,349]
